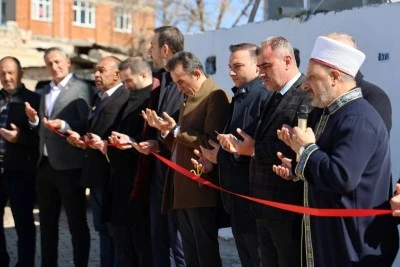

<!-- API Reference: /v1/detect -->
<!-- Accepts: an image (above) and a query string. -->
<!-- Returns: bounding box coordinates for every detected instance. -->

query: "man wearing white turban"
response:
[274,34,399,267]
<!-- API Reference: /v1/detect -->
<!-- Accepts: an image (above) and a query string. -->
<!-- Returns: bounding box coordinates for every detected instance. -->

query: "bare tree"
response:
[215,0,231,30]
[155,0,257,32]
[107,0,262,56]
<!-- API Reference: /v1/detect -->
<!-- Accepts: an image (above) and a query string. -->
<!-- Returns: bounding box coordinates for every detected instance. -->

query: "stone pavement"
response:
[4,205,241,266]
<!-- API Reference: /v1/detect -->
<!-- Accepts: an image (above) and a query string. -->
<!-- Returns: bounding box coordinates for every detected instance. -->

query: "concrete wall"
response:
[184,2,400,181]
[264,0,383,20]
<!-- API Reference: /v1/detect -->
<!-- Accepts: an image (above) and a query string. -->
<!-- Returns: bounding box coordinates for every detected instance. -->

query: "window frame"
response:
[72,0,95,28]
[114,6,132,33]
[31,0,53,22]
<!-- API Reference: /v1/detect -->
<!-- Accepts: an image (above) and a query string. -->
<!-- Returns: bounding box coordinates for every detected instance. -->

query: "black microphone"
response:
[296,105,309,162]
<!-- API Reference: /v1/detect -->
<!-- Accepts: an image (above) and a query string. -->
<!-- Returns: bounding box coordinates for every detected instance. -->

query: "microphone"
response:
[296,105,309,162]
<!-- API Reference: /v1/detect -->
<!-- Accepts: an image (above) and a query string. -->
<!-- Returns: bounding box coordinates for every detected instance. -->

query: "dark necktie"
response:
[90,94,107,120]
[254,92,283,139]
[265,92,283,118]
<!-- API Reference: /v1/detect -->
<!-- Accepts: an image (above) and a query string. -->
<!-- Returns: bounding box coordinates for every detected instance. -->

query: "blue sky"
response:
[156,0,264,33]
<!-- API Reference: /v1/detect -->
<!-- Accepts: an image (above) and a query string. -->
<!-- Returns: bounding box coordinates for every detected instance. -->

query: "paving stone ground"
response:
[4,204,241,266]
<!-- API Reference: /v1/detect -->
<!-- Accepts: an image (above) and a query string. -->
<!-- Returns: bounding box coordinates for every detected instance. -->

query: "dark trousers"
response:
[149,184,185,267]
[233,232,260,267]
[36,158,90,267]
[230,201,260,267]
[176,207,221,267]
[0,180,8,267]
[111,224,153,267]
[90,186,120,267]
[256,218,301,267]
[0,170,36,267]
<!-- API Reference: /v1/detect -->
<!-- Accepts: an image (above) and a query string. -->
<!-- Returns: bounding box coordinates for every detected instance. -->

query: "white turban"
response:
[310,36,366,77]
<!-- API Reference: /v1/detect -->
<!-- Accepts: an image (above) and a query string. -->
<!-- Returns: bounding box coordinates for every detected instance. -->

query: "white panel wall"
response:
[184,3,400,182]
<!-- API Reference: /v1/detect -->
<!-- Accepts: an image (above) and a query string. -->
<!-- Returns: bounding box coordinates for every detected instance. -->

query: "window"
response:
[73,0,95,27]
[114,7,132,33]
[32,0,52,21]
[205,56,216,75]
[0,0,6,24]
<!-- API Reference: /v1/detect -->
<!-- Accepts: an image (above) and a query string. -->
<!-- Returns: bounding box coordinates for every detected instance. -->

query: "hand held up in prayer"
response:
[66,130,87,149]
[217,128,254,156]
[0,123,20,143]
[24,102,38,123]
[109,131,135,150]
[277,125,316,155]
[291,127,316,154]
[142,108,176,133]
[199,139,220,164]
[277,124,294,147]
[217,133,237,153]
[191,149,213,174]
[272,152,296,180]
[390,184,400,217]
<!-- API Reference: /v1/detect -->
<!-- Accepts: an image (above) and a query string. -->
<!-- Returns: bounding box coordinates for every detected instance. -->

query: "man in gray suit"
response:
[25,47,92,267]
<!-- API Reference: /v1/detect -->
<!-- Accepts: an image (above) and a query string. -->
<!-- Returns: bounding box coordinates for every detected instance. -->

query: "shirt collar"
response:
[99,83,122,99]
[279,72,301,95]
[231,77,262,98]
[50,73,73,90]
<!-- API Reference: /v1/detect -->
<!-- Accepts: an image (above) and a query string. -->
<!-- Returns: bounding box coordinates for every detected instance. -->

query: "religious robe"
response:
[295,88,399,267]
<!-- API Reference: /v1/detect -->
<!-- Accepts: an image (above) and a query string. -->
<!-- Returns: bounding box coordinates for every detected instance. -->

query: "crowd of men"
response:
[0,24,399,267]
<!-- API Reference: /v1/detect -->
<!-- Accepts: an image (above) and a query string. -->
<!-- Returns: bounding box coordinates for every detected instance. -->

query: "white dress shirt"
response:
[41,73,73,156]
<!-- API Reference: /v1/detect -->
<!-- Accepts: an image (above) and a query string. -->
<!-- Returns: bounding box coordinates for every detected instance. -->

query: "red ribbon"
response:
[151,152,393,217]
[47,124,130,148]
[46,124,393,217]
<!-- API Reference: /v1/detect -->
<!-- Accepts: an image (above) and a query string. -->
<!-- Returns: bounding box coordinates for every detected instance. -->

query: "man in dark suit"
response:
[25,47,92,267]
[195,43,271,267]
[67,56,128,267]
[104,57,154,266]
[133,26,185,267]
[0,57,40,267]
[218,37,312,267]
[356,72,391,133]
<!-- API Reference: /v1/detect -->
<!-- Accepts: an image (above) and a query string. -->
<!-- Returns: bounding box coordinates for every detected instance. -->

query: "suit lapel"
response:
[49,75,77,118]
[258,75,304,138]
[90,86,124,128]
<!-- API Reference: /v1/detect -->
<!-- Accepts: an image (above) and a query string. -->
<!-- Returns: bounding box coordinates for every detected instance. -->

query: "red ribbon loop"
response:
[151,152,392,217]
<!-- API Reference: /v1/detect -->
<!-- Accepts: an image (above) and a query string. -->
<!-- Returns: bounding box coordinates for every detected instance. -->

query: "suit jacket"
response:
[217,77,271,233]
[2,84,40,172]
[148,70,184,198]
[250,75,312,221]
[106,86,151,226]
[38,74,93,170]
[356,72,392,134]
[80,85,129,188]
[162,77,231,211]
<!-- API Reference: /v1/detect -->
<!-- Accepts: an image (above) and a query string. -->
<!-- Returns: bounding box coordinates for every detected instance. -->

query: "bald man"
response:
[67,56,129,267]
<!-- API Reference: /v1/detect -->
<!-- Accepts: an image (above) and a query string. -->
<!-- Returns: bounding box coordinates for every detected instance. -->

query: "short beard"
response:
[161,57,168,68]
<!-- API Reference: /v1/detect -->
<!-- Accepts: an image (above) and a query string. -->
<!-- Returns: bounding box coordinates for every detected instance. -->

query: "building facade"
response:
[1,0,155,51]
